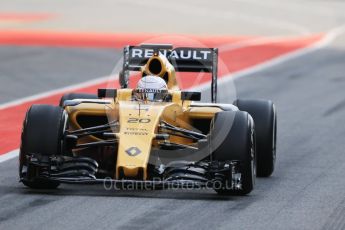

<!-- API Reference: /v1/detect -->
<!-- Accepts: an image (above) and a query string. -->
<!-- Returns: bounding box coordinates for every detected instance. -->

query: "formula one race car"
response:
[19,44,277,195]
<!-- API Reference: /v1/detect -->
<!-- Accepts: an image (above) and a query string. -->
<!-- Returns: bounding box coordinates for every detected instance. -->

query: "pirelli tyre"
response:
[211,111,256,195]
[59,93,98,107]
[19,105,66,189]
[234,99,277,177]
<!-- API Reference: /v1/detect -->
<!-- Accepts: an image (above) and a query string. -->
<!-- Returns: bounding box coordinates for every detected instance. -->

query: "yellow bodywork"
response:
[65,54,222,180]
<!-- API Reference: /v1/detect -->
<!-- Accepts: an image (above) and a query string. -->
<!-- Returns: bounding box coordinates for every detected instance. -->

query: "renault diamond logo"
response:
[125,147,141,156]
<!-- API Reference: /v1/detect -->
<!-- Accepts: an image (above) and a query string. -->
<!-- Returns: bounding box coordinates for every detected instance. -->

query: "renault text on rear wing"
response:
[121,44,218,102]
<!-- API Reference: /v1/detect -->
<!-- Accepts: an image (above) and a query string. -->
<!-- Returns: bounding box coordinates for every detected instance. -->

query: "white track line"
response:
[218,35,319,52]
[0,35,308,110]
[0,149,19,163]
[1,26,345,164]
[193,25,345,92]
[0,75,115,110]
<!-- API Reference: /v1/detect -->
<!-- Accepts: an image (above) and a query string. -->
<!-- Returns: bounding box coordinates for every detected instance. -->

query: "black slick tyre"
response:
[19,105,66,189]
[211,111,256,195]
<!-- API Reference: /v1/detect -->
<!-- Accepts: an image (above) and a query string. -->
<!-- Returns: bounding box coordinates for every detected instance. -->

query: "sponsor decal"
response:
[130,48,212,60]
[131,104,150,111]
[125,147,142,156]
[124,127,149,136]
[124,131,148,136]
[135,89,168,93]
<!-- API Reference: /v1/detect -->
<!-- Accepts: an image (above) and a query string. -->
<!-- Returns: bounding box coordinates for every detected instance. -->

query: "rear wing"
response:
[120,44,218,103]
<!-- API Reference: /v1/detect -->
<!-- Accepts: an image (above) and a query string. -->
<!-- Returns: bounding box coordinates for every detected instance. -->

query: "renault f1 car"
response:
[19,44,277,195]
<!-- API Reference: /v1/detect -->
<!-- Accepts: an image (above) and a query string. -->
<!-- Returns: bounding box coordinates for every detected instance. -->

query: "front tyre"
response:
[211,111,256,195]
[19,105,66,189]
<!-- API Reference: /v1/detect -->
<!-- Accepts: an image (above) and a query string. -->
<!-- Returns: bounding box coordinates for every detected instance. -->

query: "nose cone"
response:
[115,101,165,180]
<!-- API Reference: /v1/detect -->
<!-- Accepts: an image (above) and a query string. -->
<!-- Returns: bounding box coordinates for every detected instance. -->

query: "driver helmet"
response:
[134,75,168,102]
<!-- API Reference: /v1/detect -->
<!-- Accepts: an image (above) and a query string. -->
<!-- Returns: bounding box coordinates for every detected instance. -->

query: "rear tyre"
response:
[19,105,66,189]
[59,93,98,107]
[211,111,256,195]
[234,99,277,177]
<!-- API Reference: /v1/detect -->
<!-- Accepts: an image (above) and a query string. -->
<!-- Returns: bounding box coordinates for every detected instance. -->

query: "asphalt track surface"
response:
[1,0,345,230]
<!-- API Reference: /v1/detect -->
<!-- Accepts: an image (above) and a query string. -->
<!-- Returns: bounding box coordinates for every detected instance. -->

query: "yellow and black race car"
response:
[19,44,277,195]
